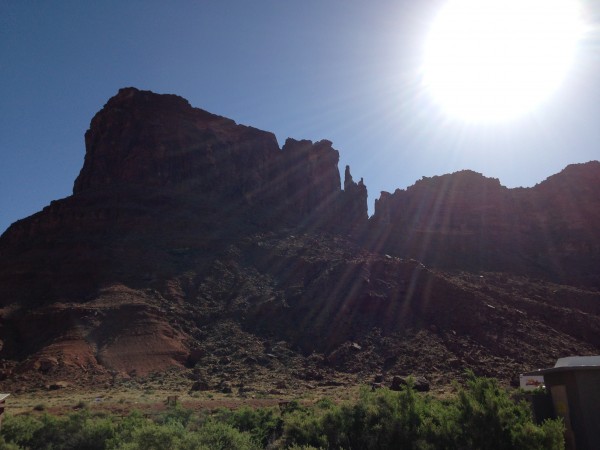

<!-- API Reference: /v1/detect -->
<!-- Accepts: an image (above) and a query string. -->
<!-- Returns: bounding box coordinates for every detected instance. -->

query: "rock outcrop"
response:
[0,87,599,388]
[0,88,370,307]
[340,165,368,232]
[277,138,342,226]
[0,88,371,380]
[74,88,280,197]
[369,163,600,286]
[69,87,367,229]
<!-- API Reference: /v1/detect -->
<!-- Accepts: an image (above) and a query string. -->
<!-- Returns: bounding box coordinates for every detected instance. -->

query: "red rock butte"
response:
[0,87,599,390]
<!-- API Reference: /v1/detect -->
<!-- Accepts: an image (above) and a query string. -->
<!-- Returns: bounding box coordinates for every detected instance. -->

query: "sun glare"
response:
[422,0,584,122]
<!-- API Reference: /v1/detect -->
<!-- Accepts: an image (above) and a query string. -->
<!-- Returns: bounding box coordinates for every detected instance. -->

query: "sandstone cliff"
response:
[69,87,367,229]
[370,163,600,286]
[0,88,598,390]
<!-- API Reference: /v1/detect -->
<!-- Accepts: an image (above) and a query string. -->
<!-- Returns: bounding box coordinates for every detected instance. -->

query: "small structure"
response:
[522,356,600,450]
[0,394,9,431]
[519,373,544,390]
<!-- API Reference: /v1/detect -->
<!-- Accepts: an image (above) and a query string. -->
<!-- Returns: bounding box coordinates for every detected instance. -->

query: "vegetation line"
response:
[0,374,563,450]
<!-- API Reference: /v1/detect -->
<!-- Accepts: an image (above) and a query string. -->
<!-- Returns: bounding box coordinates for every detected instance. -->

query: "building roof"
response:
[554,356,600,368]
[522,355,600,376]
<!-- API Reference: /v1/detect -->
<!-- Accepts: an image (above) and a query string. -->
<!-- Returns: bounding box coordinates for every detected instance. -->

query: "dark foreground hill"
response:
[1,88,599,393]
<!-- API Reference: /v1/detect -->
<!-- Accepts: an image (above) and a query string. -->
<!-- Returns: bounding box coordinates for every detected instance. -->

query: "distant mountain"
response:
[0,88,598,392]
[370,161,600,286]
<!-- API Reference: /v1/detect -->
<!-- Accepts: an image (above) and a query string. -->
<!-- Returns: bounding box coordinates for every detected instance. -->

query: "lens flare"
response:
[422,0,584,122]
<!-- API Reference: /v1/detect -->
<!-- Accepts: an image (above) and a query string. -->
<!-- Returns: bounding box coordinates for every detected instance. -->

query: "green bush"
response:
[0,374,564,450]
[194,421,260,450]
[281,408,328,449]
[156,404,194,428]
[284,385,432,449]
[281,376,563,450]
[111,420,185,450]
[452,373,564,450]
[2,412,116,450]
[217,406,282,447]
[2,414,43,447]
[0,435,20,450]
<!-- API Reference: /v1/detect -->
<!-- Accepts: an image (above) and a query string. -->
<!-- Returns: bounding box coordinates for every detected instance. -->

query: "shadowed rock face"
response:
[71,87,367,229]
[74,88,282,194]
[0,88,370,380]
[369,163,600,286]
[0,89,369,309]
[0,88,598,387]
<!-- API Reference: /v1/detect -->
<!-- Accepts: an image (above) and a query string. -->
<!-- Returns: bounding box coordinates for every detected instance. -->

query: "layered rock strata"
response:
[0,87,599,385]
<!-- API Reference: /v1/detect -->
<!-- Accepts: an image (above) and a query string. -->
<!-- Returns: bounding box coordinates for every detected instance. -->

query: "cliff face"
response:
[68,88,368,228]
[2,88,368,249]
[74,88,281,201]
[0,88,370,380]
[0,88,599,388]
[370,162,600,286]
[0,88,372,316]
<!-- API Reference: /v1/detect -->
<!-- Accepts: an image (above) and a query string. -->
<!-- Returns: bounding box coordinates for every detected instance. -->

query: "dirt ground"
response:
[5,382,376,418]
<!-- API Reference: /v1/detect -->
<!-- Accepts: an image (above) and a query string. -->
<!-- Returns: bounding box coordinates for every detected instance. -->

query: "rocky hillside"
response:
[370,162,600,287]
[0,88,599,393]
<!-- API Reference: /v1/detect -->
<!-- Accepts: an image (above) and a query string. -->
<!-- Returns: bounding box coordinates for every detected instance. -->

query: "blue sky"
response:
[2,1,599,234]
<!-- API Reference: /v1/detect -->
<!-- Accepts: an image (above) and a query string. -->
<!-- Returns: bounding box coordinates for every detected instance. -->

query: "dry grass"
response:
[5,382,369,418]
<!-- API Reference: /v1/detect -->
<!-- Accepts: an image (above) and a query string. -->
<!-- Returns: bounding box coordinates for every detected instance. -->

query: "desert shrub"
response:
[109,420,185,450]
[0,375,564,450]
[67,415,115,450]
[2,414,43,447]
[0,436,20,450]
[318,384,429,450]
[283,385,417,449]
[103,410,257,450]
[105,410,146,447]
[452,373,564,450]
[314,397,335,410]
[281,399,303,414]
[193,421,260,450]
[536,419,566,450]
[281,408,327,449]
[155,404,194,428]
[412,396,458,449]
[2,411,116,450]
[218,406,282,447]
[280,376,563,450]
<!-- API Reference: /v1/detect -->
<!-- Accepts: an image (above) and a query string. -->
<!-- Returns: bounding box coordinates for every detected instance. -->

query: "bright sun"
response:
[423,0,584,122]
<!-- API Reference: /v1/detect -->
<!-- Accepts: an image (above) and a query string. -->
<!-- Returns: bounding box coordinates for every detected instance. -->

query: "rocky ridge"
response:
[371,163,600,286]
[0,88,599,394]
